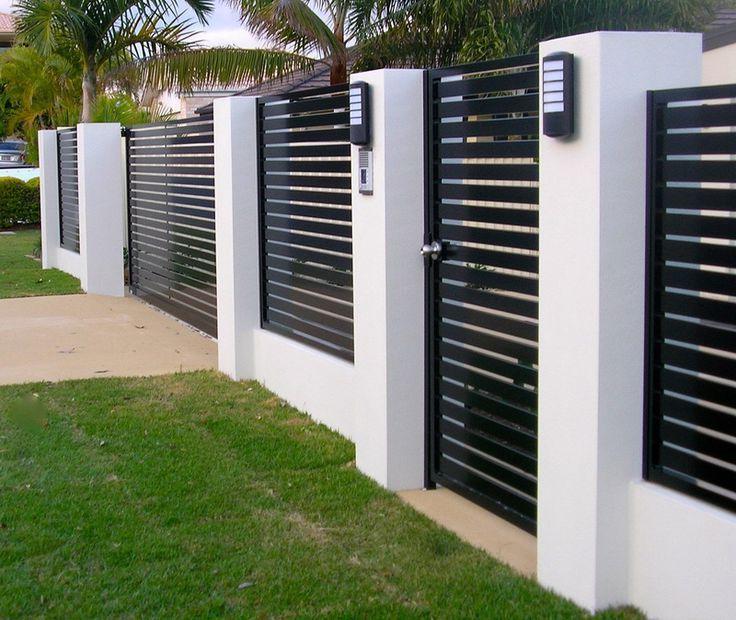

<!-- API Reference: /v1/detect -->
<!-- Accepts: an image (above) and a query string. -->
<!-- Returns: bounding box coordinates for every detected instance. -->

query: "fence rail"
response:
[58,127,79,252]
[126,114,217,337]
[257,84,354,361]
[645,83,736,515]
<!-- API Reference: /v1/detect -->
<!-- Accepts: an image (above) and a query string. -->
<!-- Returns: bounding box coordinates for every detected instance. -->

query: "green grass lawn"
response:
[0,228,81,299]
[0,371,642,618]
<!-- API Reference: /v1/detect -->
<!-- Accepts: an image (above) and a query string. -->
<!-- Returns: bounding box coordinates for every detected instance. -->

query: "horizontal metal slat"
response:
[659,393,736,437]
[660,419,736,466]
[439,399,537,462]
[266,295,352,335]
[662,102,736,129]
[438,140,538,160]
[659,444,735,492]
[441,359,536,410]
[439,223,538,251]
[661,291,736,325]
[266,281,353,319]
[437,70,539,98]
[439,378,536,434]
[439,340,537,387]
[263,159,350,174]
[444,245,537,274]
[266,308,353,351]
[440,322,537,363]
[264,186,351,206]
[437,116,538,140]
[660,187,734,211]
[440,263,538,296]
[440,435,536,497]
[265,241,352,271]
[264,201,351,222]
[658,342,736,384]
[440,282,537,320]
[662,264,736,297]
[661,316,736,354]
[438,93,538,119]
[263,143,350,159]
[438,183,538,206]
[266,267,352,303]
[661,213,736,241]
[265,228,352,255]
[660,239,736,269]
[438,163,538,183]
[660,367,736,411]
[265,214,351,238]
[265,254,351,288]
[264,173,351,190]
[262,127,349,145]
[261,93,348,117]
[440,300,537,342]
[660,131,736,155]
[262,110,348,131]
[437,457,536,521]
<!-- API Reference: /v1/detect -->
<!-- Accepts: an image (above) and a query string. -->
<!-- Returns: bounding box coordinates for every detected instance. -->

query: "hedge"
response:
[0,176,40,229]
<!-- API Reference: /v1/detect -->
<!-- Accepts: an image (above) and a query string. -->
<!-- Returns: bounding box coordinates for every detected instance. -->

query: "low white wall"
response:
[213,96,358,442]
[253,329,357,440]
[214,70,426,490]
[628,482,736,620]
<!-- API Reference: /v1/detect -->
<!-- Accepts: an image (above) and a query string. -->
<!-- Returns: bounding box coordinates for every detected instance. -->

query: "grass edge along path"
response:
[0,371,643,618]
[0,228,81,299]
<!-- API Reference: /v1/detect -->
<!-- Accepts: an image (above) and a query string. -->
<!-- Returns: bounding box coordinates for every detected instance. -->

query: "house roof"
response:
[0,12,15,34]
[704,8,736,51]
[195,56,351,115]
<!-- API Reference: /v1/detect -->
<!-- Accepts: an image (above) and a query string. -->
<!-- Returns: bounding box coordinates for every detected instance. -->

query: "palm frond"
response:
[134,46,316,92]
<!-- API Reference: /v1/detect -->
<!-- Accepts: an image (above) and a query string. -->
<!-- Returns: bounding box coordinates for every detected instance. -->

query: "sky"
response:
[0,0,266,48]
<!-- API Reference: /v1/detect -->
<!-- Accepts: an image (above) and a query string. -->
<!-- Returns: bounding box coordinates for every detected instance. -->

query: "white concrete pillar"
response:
[77,123,125,296]
[39,129,60,269]
[351,69,426,490]
[537,32,702,611]
[213,96,260,378]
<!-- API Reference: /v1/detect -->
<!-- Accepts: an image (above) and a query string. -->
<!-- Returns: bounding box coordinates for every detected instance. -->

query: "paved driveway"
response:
[0,294,217,385]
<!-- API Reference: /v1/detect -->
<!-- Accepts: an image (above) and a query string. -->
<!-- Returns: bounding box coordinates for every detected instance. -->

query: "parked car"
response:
[0,140,26,167]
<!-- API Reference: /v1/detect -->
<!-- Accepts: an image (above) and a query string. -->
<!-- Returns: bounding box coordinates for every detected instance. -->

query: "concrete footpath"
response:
[0,294,217,385]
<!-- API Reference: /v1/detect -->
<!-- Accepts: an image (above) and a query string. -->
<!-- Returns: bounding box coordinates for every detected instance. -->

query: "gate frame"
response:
[423,54,540,535]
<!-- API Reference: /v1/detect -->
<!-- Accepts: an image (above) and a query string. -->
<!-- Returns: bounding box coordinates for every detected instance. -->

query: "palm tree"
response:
[14,0,316,122]
[227,0,399,85]
[354,0,727,69]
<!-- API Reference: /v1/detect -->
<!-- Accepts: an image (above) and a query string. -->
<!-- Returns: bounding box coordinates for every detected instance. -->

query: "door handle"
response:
[420,240,443,261]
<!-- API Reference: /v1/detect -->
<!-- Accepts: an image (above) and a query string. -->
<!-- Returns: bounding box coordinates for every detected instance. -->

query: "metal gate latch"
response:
[420,240,443,261]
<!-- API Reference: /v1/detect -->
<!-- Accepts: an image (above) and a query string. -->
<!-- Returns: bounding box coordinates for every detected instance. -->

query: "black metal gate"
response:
[126,115,217,337]
[645,83,736,515]
[426,55,540,533]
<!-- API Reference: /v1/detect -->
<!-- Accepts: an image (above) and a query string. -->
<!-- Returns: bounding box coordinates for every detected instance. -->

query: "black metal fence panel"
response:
[426,55,540,534]
[257,84,354,361]
[126,115,217,337]
[58,128,80,253]
[645,83,736,515]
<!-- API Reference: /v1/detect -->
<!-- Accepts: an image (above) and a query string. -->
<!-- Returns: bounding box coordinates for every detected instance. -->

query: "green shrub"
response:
[0,176,40,229]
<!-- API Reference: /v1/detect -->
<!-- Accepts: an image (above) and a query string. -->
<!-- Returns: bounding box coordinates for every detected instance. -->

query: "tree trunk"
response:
[81,67,97,123]
[330,49,347,85]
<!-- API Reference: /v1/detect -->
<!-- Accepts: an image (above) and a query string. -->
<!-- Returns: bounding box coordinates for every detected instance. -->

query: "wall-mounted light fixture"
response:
[542,52,574,138]
[349,81,370,146]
